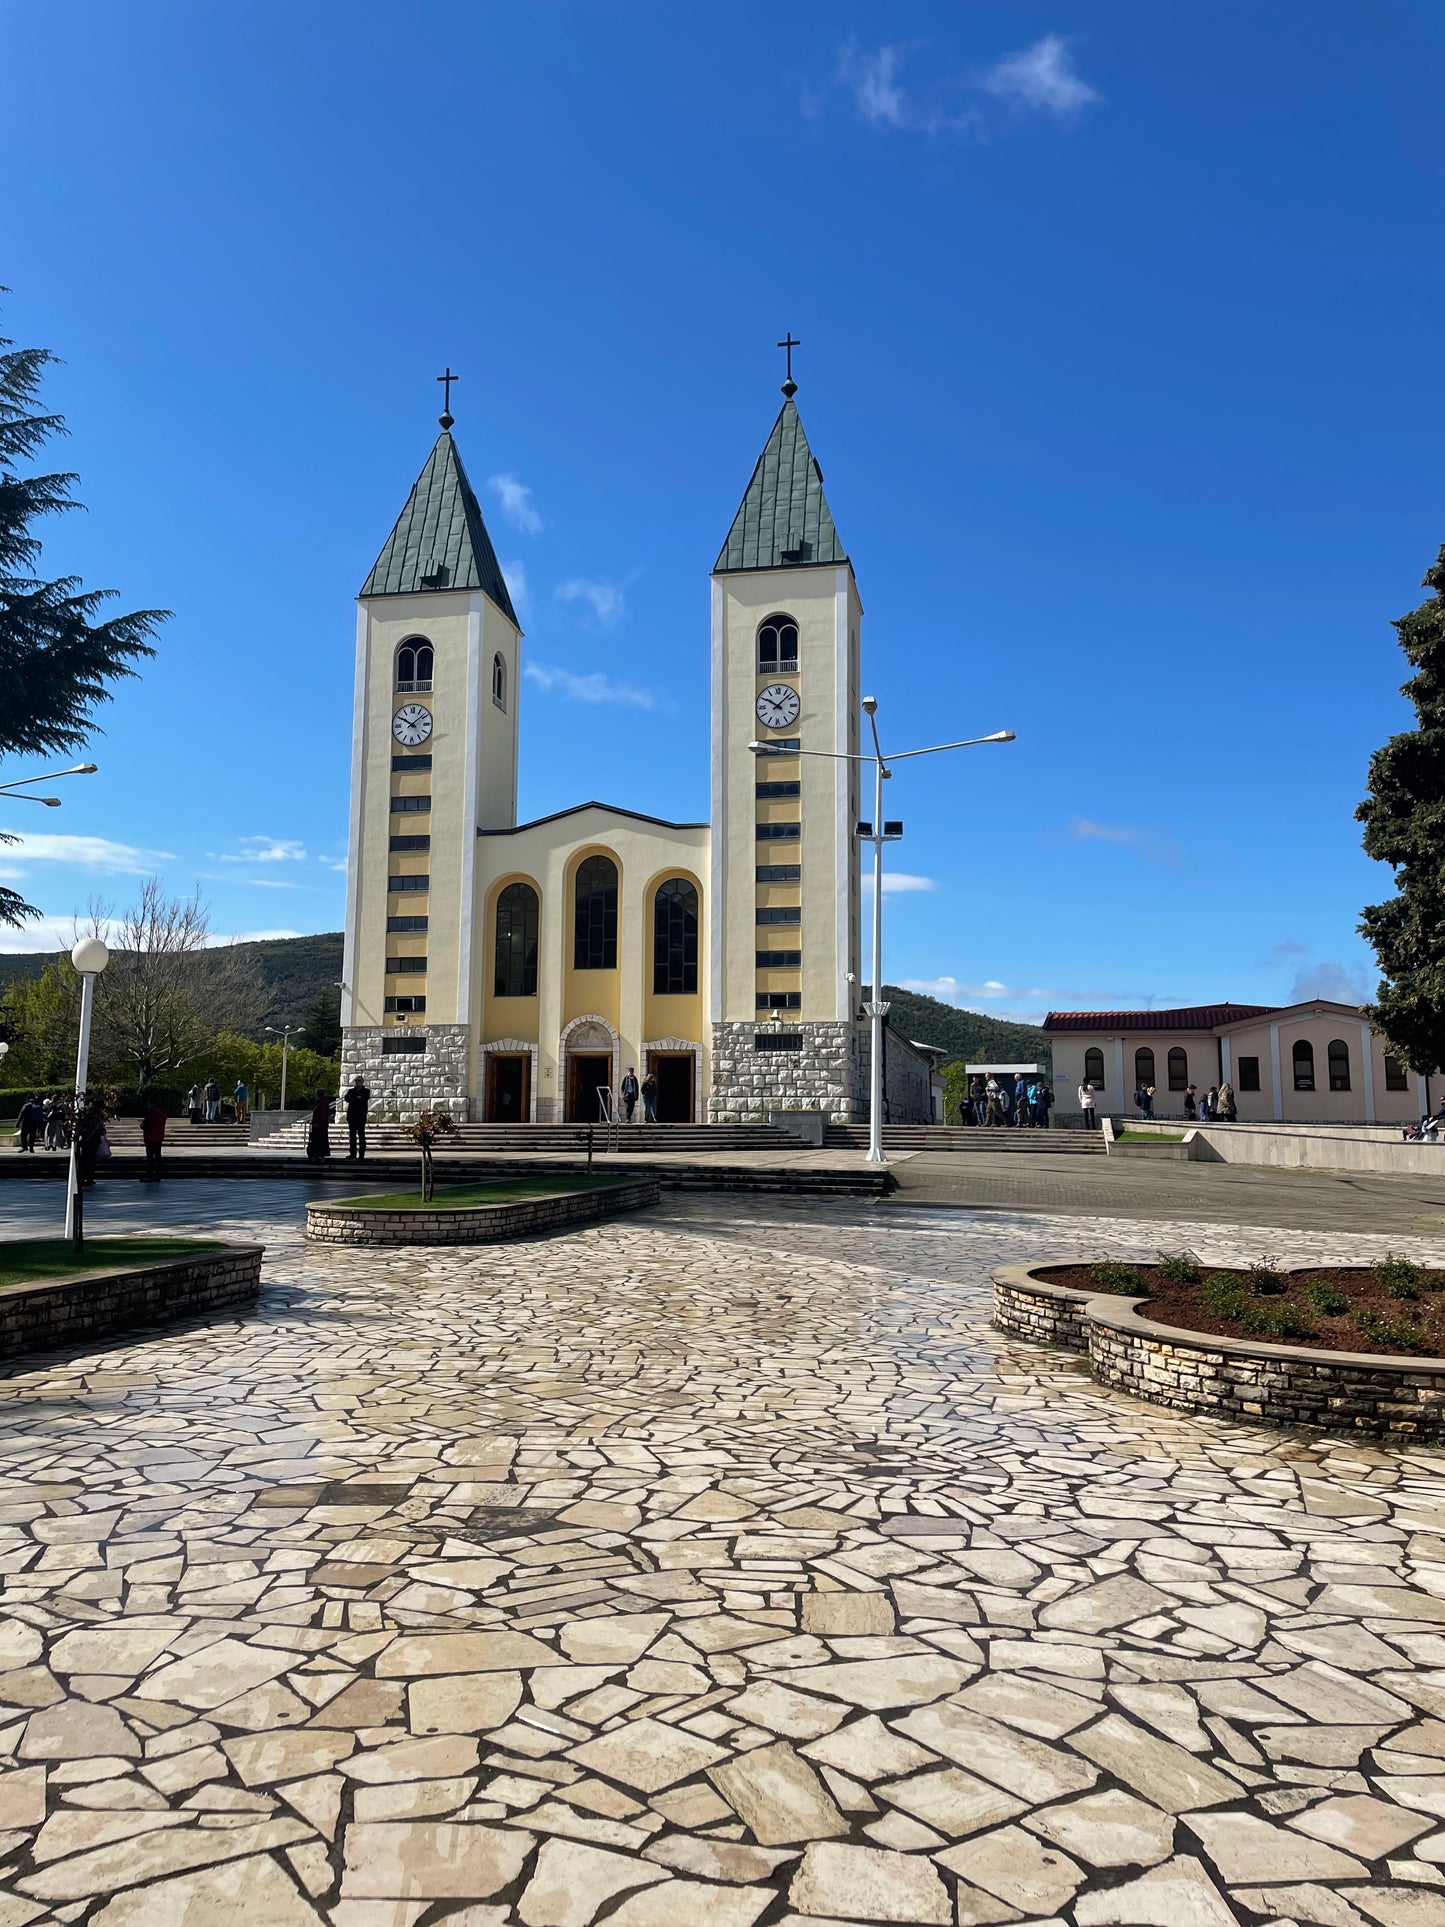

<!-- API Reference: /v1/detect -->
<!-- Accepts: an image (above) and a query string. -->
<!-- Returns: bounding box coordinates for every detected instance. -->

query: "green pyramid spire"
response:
[361,430,519,624]
[714,398,847,574]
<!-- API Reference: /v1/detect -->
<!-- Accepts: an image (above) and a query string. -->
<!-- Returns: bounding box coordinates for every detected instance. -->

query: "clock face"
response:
[756,684,801,730]
[392,704,433,747]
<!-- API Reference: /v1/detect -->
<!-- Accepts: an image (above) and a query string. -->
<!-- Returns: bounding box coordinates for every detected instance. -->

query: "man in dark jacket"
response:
[620,1067,639,1124]
[16,1097,40,1153]
[343,1079,371,1161]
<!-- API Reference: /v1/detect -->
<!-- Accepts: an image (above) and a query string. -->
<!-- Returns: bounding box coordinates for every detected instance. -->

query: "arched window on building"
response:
[574,855,618,970]
[1293,1039,1316,1092]
[1168,1047,1188,1090]
[1134,1047,1156,1091]
[492,653,506,709]
[757,614,799,675]
[493,882,539,998]
[1328,1039,1351,1091]
[653,878,699,995]
[396,639,433,692]
[1083,1048,1105,1088]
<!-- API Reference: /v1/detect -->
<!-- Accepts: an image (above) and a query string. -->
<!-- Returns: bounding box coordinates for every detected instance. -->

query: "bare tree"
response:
[88,881,264,1086]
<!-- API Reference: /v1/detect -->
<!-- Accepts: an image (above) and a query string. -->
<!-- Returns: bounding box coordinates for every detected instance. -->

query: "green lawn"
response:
[345,1173,631,1211]
[1117,1130,1185,1143]
[0,1237,223,1288]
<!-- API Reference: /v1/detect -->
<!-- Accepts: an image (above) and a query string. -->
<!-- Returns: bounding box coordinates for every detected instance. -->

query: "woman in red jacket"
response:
[140,1094,167,1182]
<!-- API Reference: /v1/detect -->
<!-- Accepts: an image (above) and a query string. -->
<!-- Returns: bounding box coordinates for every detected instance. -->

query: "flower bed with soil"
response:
[994,1253,1445,1437]
[305,1173,659,1246]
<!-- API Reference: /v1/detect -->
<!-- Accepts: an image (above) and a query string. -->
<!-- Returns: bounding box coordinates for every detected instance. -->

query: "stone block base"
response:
[0,1245,263,1359]
[341,1025,472,1123]
[708,1021,865,1124]
[306,1177,658,1246]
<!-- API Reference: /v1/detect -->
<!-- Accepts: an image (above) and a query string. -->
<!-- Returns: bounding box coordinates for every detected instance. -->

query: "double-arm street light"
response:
[0,763,98,809]
[265,1023,300,1115]
[751,699,1014,1165]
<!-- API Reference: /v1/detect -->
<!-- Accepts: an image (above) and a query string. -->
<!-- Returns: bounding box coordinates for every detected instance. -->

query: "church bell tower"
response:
[708,358,864,1120]
[340,381,522,1120]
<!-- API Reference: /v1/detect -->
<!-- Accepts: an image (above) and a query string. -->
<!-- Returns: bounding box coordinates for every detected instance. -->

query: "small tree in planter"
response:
[407,1110,455,1202]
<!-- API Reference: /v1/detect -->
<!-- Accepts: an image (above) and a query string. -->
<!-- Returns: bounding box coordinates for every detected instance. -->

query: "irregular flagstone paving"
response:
[0,1186,1443,1923]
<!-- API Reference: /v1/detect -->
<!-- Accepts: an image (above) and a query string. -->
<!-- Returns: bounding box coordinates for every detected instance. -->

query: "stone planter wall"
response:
[0,1244,263,1360]
[306,1177,659,1247]
[993,1261,1445,1439]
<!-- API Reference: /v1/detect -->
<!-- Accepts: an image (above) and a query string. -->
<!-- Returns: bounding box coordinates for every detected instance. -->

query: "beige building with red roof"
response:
[1044,1001,1428,1125]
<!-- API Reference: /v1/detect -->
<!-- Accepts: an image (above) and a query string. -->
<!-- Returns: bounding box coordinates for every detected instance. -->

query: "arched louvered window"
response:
[574,856,618,970]
[1293,1039,1316,1092]
[492,653,506,708]
[757,615,799,675]
[1328,1039,1351,1092]
[1168,1047,1188,1090]
[653,878,699,995]
[493,882,539,998]
[1134,1048,1155,1090]
[1083,1048,1105,1088]
[396,639,433,692]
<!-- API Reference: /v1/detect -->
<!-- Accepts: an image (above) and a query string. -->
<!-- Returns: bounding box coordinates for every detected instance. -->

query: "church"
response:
[338,364,939,1124]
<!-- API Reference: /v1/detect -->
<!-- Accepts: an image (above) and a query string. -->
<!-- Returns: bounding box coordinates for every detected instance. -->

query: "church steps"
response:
[824,1124,1106,1155]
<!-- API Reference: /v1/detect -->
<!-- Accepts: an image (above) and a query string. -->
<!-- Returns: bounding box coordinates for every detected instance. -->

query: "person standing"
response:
[1013,1073,1030,1126]
[1143,1083,1156,1120]
[1218,1080,1237,1122]
[306,1088,333,1162]
[187,1081,203,1125]
[16,1096,39,1153]
[969,1074,987,1125]
[140,1093,167,1182]
[1037,1081,1055,1129]
[985,1076,1005,1127]
[640,1069,658,1123]
[43,1097,64,1151]
[204,1077,220,1124]
[1183,1083,1198,1121]
[620,1066,639,1124]
[1202,1086,1218,1120]
[343,1078,371,1161]
[232,1080,248,1125]
[1079,1079,1098,1128]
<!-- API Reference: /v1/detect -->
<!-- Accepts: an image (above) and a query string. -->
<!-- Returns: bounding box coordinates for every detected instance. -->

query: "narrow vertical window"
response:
[492,653,506,708]
[1327,1039,1351,1091]
[574,855,618,969]
[493,882,539,997]
[653,878,699,995]
[1083,1048,1105,1088]
[1134,1047,1155,1090]
[1167,1047,1188,1091]
[1293,1039,1316,1091]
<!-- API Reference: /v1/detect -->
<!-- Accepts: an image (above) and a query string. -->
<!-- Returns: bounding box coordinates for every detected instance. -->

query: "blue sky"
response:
[4,1,1444,1025]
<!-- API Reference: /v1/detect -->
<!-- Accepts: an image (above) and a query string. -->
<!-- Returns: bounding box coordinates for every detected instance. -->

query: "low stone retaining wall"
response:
[0,1244,263,1360]
[993,1262,1445,1438]
[306,1177,660,1246]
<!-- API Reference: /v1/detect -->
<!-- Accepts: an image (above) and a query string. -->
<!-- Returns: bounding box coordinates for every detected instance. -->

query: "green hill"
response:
[881,984,1050,1070]
[0,930,344,1040]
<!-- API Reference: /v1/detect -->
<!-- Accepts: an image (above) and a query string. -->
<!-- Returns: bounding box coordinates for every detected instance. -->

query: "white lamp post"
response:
[0,763,98,811]
[750,703,1014,1166]
[266,1024,298,1116]
[65,936,109,1246]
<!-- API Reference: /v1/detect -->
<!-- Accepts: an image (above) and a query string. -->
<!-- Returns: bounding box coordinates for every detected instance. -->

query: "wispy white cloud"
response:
[838,39,909,128]
[0,916,310,955]
[523,661,666,711]
[861,872,936,894]
[487,473,542,536]
[0,832,173,875]
[248,878,307,891]
[320,858,349,874]
[208,928,305,945]
[981,35,1099,116]
[1268,940,1372,1007]
[1069,816,1182,866]
[217,836,307,865]
[556,577,627,626]
[501,559,529,620]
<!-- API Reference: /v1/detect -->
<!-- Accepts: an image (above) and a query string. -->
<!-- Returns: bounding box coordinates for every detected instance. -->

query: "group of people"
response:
[306,1079,371,1161]
[1402,1103,1445,1142]
[1183,1082,1238,1122]
[186,1079,247,1123]
[618,1068,660,1124]
[960,1073,1055,1129]
[13,1093,73,1153]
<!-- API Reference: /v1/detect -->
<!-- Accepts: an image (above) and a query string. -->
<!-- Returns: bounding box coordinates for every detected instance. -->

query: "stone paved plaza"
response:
[1,1177,1445,1924]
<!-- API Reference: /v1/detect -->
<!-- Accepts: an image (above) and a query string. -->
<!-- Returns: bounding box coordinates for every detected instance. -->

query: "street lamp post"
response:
[750,702,1014,1166]
[65,936,110,1249]
[266,1024,298,1115]
[0,763,98,810]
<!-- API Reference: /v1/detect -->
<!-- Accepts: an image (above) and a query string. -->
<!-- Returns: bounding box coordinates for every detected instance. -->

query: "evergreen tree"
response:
[1357,545,1445,1071]
[0,301,167,925]
[302,989,342,1059]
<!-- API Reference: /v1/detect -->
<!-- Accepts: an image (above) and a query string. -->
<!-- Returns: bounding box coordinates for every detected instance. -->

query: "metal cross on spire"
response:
[437,367,459,428]
[777,333,800,399]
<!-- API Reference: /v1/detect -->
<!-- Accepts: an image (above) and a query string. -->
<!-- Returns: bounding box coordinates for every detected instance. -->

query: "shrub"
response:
[1245,1261,1286,1296]
[1305,1280,1350,1316]
[1376,1253,1426,1300]
[1155,1251,1202,1285]
[1240,1303,1313,1342]
[1201,1273,1250,1321]
[1088,1261,1144,1295]
[1355,1309,1426,1353]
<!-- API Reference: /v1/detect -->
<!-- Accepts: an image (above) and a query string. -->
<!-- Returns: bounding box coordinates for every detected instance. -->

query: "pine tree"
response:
[302,990,342,1059]
[0,300,167,925]
[1357,545,1445,1072]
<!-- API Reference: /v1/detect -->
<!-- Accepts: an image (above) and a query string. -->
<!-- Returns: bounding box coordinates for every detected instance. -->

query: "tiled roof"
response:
[361,431,519,624]
[714,400,847,574]
[1044,1004,1277,1032]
